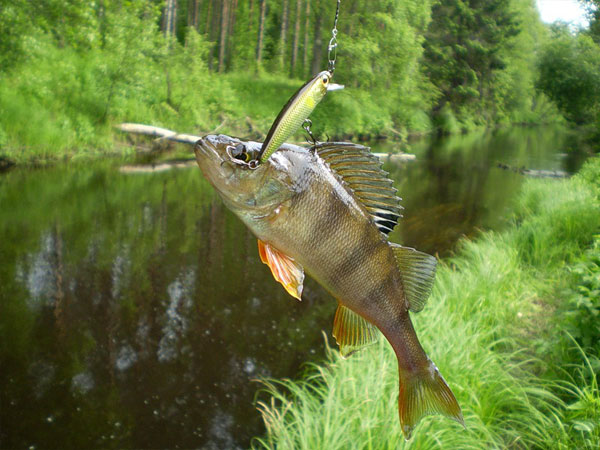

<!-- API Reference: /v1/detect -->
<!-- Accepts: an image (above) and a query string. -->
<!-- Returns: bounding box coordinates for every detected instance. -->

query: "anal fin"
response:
[258,240,304,301]
[332,303,380,357]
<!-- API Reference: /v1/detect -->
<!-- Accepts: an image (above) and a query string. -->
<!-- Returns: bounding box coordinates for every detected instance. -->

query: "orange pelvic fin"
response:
[258,240,304,301]
[398,360,465,440]
[332,303,379,357]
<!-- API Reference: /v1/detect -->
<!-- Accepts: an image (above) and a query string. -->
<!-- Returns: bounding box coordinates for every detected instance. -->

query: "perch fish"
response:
[194,135,464,439]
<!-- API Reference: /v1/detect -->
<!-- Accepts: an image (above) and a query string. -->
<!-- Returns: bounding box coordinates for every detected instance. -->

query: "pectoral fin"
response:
[391,244,437,313]
[332,303,380,357]
[258,240,304,301]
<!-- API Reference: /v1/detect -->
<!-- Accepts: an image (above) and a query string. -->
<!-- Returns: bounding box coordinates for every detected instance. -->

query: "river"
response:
[0,127,588,449]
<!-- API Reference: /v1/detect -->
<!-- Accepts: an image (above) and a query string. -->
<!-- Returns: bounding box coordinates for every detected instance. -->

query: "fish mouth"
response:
[195,135,224,163]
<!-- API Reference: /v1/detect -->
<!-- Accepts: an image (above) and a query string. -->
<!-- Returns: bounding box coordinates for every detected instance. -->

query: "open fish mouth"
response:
[195,135,227,164]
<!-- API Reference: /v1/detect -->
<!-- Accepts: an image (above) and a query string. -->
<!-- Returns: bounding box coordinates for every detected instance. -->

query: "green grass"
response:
[251,157,600,449]
[0,48,397,166]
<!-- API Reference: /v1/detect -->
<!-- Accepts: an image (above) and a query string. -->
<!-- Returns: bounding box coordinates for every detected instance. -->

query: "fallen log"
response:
[119,159,197,174]
[496,162,569,178]
[373,152,416,162]
[115,123,200,145]
[116,123,417,163]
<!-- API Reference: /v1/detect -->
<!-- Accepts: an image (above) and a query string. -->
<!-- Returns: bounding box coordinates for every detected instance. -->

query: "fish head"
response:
[195,134,292,215]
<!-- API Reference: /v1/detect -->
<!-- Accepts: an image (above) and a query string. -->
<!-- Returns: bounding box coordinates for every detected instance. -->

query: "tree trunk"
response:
[290,0,302,76]
[303,0,310,76]
[195,0,202,30]
[162,0,178,37]
[208,0,219,71]
[205,0,213,35]
[226,0,238,70]
[279,0,289,71]
[311,0,323,75]
[172,0,178,37]
[188,0,202,29]
[188,0,195,27]
[248,0,255,30]
[162,0,170,35]
[256,0,267,65]
[218,0,230,72]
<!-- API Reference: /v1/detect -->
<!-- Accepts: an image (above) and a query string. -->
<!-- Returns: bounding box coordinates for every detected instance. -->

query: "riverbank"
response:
[0,71,403,167]
[252,157,600,449]
[0,34,564,168]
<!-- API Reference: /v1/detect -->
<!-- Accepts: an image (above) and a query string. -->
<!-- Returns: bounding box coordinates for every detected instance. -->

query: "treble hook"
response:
[303,119,318,146]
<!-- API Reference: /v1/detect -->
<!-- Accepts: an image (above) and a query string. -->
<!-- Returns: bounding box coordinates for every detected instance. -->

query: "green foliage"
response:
[0,0,583,163]
[537,26,600,126]
[423,0,557,130]
[563,237,600,358]
[510,178,600,266]
[581,0,600,43]
[560,358,600,449]
[252,158,600,449]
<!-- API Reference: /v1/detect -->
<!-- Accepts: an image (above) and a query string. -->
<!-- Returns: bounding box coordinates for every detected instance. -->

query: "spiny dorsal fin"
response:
[315,142,403,235]
[332,302,380,357]
[258,240,304,301]
[391,243,437,313]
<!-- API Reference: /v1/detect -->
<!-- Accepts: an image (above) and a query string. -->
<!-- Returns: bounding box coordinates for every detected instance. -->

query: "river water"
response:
[0,127,587,449]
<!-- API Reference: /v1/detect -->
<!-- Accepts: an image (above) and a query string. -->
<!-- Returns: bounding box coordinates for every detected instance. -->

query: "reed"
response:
[252,158,600,449]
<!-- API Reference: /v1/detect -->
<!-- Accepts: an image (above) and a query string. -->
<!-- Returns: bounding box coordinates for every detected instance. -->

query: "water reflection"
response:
[0,127,587,448]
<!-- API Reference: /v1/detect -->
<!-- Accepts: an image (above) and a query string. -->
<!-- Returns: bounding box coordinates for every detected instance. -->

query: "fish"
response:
[258,71,332,163]
[194,135,464,439]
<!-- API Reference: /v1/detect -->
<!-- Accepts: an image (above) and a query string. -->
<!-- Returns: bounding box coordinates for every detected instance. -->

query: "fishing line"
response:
[304,0,341,145]
[257,0,343,162]
[328,0,341,74]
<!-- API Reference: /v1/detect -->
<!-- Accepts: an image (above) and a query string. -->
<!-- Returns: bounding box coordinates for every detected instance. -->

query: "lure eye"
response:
[321,74,329,84]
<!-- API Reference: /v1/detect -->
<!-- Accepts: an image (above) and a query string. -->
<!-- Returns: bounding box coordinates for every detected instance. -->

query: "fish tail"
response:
[397,358,464,440]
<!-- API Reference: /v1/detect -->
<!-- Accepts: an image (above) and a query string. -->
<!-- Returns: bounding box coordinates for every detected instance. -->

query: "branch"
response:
[115,123,417,162]
[115,123,201,145]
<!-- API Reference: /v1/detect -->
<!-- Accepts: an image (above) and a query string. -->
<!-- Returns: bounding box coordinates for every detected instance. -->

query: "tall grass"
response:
[252,158,600,449]
[0,38,398,165]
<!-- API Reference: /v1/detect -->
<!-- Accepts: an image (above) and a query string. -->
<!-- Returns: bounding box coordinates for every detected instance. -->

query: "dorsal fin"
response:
[315,142,403,235]
[390,243,437,313]
[332,302,380,357]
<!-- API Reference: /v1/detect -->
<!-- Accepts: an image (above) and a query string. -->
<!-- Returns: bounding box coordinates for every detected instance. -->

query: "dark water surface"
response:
[0,127,587,449]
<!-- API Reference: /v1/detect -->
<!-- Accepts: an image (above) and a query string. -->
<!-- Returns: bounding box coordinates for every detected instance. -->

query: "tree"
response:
[256,0,267,65]
[423,0,520,121]
[303,0,311,77]
[581,0,600,42]
[279,0,289,71]
[290,0,302,76]
[537,26,600,125]
[218,0,230,71]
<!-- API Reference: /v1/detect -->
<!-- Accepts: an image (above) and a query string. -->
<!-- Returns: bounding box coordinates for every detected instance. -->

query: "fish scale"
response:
[195,135,464,439]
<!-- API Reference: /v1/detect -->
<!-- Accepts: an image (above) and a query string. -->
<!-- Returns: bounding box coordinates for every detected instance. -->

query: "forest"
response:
[0,0,599,163]
[1,1,600,449]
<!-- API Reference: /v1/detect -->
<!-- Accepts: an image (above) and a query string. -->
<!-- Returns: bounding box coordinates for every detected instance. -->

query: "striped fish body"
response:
[254,147,403,326]
[194,135,463,439]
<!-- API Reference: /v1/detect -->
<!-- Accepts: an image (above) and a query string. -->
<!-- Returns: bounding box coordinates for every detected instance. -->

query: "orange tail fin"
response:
[398,360,464,440]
